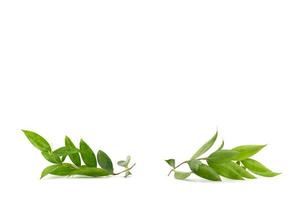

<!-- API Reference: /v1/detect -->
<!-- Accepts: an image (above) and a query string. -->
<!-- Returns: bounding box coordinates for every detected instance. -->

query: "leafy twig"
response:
[165,131,280,181]
[22,130,135,179]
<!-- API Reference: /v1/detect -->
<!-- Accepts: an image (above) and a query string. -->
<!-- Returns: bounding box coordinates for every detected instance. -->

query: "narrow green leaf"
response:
[188,160,221,181]
[40,163,76,179]
[232,145,266,160]
[241,158,280,177]
[41,151,61,164]
[208,150,240,163]
[22,130,51,152]
[97,150,114,174]
[165,159,175,168]
[61,155,67,162]
[65,136,81,167]
[53,146,79,157]
[225,161,256,179]
[70,167,110,177]
[79,139,97,167]
[174,171,192,180]
[216,140,224,151]
[207,161,244,180]
[191,131,218,159]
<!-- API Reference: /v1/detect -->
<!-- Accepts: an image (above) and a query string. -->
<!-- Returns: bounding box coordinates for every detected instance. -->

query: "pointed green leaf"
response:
[232,145,266,160]
[165,159,175,168]
[207,161,244,180]
[22,130,51,152]
[188,160,221,181]
[225,161,256,179]
[41,163,76,179]
[41,165,60,179]
[79,139,97,167]
[70,167,110,177]
[41,151,61,164]
[241,158,280,177]
[174,171,192,180]
[97,150,114,174]
[65,136,81,166]
[191,131,218,159]
[216,140,224,151]
[208,150,240,163]
[61,155,67,162]
[53,146,79,157]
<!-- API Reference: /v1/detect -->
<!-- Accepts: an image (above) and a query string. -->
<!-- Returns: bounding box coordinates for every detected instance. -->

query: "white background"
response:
[0,0,299,199]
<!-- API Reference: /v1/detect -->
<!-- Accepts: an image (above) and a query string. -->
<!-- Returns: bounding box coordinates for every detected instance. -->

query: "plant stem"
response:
[113,163,136,175]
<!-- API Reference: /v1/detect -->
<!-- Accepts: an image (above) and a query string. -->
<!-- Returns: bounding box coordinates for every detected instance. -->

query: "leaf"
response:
[125,171,132,178]
[241,158,280,177]
[61,155,67,162]
[216,140,224,151]
[41,151,61,164]
[79,139,97,167]
[22,130,51,152]
[118,156,131,167]
[165,159,175,168]
[191,131,218,159]
[232,145,266,160]
[225,161,256,179]
[53,146,79,157]
[174,171,192,180]
[40,163,76,179]
[70,167,110,177]
[65,136,81,167]
[207,161,244,180]
[188,160,221,181]
[207,150,240,163]
[97,150,114,174]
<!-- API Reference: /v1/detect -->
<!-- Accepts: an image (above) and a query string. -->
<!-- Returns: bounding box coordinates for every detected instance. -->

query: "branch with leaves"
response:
[22,130,135,179]
[166,131,280,181]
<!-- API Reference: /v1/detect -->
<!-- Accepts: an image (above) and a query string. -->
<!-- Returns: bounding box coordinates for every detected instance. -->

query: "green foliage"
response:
[97,150,114,174]
[22,130,135,179]
[166,131,280,182]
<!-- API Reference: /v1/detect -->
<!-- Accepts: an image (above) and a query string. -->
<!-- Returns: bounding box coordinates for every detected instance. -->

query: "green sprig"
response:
[165,131,280,181]
[22,130,135,179]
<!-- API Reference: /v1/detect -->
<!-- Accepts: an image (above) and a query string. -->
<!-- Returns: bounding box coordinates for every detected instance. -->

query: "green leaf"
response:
[216,140,224,151]
[225,161,256,179]
[118,156,131,167]
[41,151,61,164]
[174,171,192,180]
[188,160,221,181]
[70,167,110,177]
[61,155,67,162]
[207,161,244,180]
[241,158,280,177]
[79,139,97,167]
[125,171,132,178]
[65,136,81,167]
[165,159,175,168]
[22,130,51,152]
[191,131,218,159]
[232,145,266,160]
[40,163,76,179]
[53,146,79,157]
[207,150,240,163]
[97,150,114,174]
